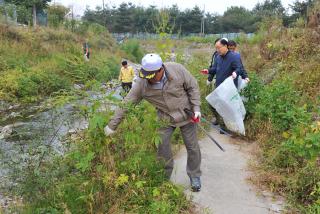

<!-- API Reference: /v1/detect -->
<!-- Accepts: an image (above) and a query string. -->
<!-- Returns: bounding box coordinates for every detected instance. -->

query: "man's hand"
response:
[206,80,212,86]
[192,111,201,123]
[104,126,115,136]
[200,69,209,75]
[194,111,201,119]
[232,72,237,79]
[245,77,250,83]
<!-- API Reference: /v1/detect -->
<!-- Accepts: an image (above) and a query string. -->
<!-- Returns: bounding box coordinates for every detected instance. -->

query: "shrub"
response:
[282,121,320,161]
[254,78,311,131]
[16,75,40,98]
[286,162,320,206]
[241,73,264,116]
[120,39,144,63]
[20,101,191,213]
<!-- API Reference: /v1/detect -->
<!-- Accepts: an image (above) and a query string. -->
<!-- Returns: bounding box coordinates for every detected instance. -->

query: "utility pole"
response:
[200,4,205,36]
[102,0,107,28]
[33,4,37,29]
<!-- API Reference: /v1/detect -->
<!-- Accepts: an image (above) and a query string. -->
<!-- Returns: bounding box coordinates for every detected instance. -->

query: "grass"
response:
[0,24,120,103]
[237,19,320,213]
[0,23,193,213]
[14,100,193,213]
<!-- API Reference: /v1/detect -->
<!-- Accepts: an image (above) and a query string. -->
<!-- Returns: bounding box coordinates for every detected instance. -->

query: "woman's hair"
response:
[122,61,128,66]
[228,40,237,47]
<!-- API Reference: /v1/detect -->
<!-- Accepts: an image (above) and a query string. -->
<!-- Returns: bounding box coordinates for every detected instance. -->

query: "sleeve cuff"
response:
[193,106,200,112]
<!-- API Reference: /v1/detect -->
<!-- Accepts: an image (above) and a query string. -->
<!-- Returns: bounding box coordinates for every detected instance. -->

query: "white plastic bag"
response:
[237,77,248,92]
[206,77,246,135]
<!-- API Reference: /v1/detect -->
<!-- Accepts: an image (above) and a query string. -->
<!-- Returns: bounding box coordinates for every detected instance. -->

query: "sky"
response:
[53,0,295,16]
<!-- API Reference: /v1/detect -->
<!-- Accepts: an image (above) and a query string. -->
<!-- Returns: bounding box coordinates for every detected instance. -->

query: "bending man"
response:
[104,53,202,192]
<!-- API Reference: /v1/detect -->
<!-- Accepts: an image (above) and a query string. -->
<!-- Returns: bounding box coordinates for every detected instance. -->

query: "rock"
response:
[0,122,26,139]
[68,129,77,134]
[27,114,35,119]
[0,125,13,139]
[270,203,282,213]
[11,122,26,128]
[74,84,85,90]
[78,122,89,130]
[8,104,20,110]
[101,83,108,89]
[9,112,21,118]
[0,101,10,112]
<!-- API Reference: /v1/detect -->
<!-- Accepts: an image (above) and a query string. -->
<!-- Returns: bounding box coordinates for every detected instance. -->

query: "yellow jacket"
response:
[119,66,135,83]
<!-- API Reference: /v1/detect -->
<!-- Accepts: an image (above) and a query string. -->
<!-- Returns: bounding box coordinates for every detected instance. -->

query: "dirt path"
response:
[171,127,284,214]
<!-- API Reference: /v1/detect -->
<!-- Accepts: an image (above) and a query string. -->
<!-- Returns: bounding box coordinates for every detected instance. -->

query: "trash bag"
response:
[237,77,248,92]
[206,77,246,135]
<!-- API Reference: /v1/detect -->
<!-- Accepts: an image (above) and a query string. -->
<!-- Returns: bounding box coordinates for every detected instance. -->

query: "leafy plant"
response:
[254,78,311,131]
[120,39,145,63]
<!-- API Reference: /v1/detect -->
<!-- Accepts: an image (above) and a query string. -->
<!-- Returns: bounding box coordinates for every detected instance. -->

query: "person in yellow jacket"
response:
[119,61,135,93]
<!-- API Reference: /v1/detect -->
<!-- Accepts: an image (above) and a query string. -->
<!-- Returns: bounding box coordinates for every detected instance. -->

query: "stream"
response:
[0,82,123,210]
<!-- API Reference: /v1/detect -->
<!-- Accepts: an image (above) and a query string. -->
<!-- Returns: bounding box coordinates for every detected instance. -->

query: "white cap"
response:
[141,53,163,72]
[221,37,229,42]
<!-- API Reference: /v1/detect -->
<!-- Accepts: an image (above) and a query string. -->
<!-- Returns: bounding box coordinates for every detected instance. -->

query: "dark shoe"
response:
[219,127,227,135]
[190,177,201,192]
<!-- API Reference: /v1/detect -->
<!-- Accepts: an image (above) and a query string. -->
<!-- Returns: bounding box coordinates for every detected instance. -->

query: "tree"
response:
[47,4,69,28]
[219,6,258,33]
[181,6,203,33]
[253,0,285,18]
[4,0,51,27]
[113,3,135,33]
[152,8,175,34]
[290,0,313,19]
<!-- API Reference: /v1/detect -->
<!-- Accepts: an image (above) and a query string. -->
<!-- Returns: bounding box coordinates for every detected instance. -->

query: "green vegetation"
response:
[120,39,145,63]
[0,24,119,103]
[83,0,316,34]
[0,19,191,213]
[1,1,319,213]
[237,18,320,213]
[4,0,51,27]
[17,101,191,213]
[182,36,219,44]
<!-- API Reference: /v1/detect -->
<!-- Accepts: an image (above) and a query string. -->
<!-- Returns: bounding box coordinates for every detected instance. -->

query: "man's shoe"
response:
[190,177,201,192]
[219,127,227,135]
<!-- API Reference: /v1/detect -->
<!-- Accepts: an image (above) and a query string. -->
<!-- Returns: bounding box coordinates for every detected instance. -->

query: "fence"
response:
[111,32,255,42]
[0,2,47,26]
[0,2,17,24]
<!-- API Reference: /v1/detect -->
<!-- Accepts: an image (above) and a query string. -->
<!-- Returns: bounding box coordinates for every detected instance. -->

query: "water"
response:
[0,84,123,210]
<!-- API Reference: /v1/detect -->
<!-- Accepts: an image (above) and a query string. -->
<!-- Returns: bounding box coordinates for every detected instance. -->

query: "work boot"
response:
[190,177,201,192]
[219,127,227,135]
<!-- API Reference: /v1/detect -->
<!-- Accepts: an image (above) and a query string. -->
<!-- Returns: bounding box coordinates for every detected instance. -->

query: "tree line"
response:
[82,0,315,34]
[1,0,316,34]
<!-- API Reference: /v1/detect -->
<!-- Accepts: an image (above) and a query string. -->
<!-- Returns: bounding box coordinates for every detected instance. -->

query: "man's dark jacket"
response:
[208,51,242,87]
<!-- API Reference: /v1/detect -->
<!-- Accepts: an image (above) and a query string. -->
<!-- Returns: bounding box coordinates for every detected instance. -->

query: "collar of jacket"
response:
[221,50,231,58]
[163,64,173,81]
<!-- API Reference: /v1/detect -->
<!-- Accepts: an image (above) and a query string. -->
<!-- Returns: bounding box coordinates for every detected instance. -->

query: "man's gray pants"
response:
[158,122,201,178]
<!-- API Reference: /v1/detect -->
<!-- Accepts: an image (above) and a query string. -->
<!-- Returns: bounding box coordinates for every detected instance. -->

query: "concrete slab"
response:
[171,128,284,214]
